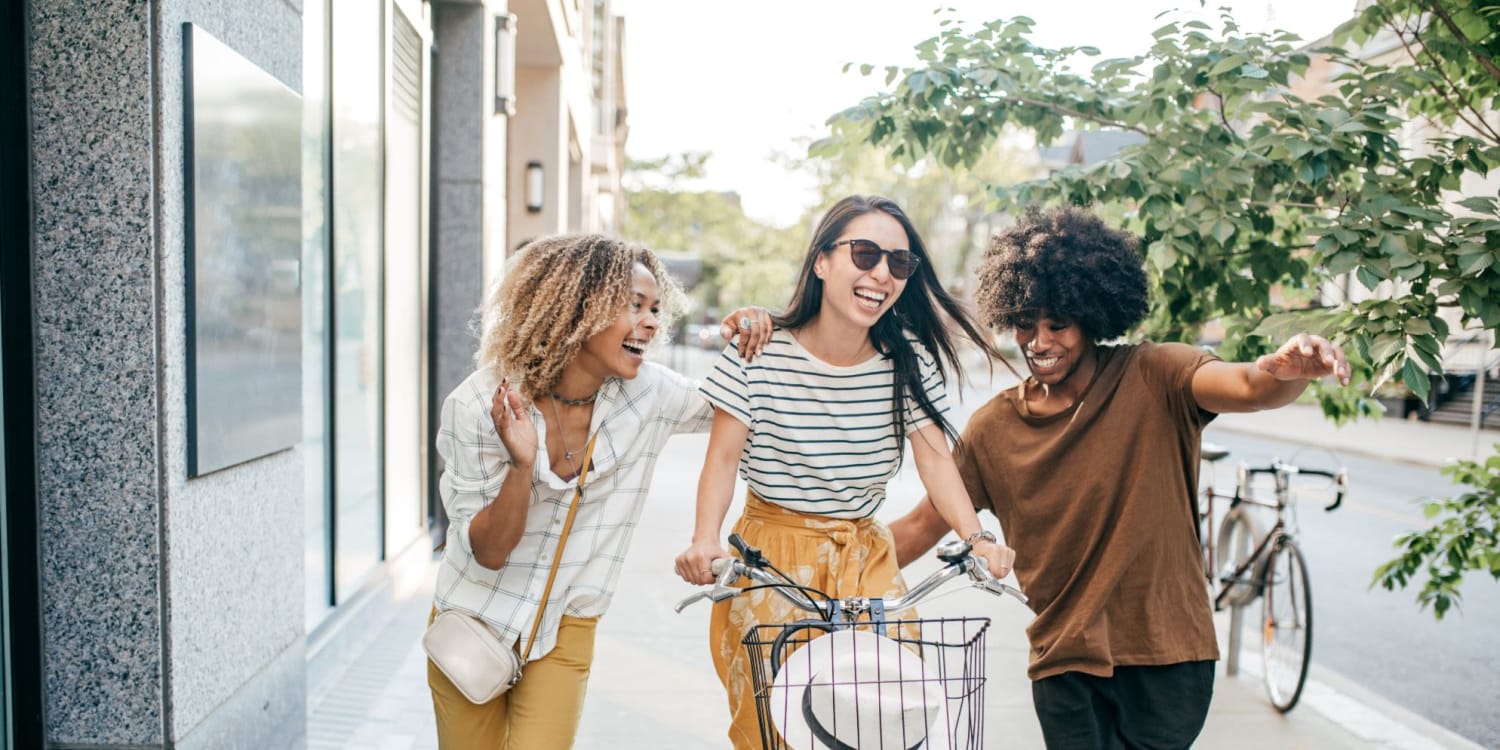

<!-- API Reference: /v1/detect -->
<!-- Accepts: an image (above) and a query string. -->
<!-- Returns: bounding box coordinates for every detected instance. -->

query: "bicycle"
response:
[676,533,1027,749]
[1198,442,1347,713]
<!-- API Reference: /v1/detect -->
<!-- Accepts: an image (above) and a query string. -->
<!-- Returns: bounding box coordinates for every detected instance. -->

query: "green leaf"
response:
[1456,196,1496,213]
[1211,219,1235,244]
[1209,55,1247,77]
[1402,358,1431,402]
[1460,251,1495,275]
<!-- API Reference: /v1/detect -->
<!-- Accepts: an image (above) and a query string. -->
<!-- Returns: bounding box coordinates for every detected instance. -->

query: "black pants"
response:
[1032,661,1215,750]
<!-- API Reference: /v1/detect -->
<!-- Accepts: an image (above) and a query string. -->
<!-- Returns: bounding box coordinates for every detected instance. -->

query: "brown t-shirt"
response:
[957,342,1221,680]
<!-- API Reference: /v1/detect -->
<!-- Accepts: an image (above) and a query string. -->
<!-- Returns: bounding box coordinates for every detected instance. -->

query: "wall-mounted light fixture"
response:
[525,160,544,213]
[493,13,517,116]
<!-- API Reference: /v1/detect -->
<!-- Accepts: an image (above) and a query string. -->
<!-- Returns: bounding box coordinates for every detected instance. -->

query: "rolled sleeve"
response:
[655,365,714,434]
[436,376,514,560]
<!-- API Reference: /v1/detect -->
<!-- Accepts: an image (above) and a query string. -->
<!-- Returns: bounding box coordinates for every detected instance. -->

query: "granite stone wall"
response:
[29,0,306,746]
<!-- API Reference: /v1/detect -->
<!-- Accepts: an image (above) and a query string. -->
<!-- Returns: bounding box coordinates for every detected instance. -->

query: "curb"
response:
[1302,666,1486,749]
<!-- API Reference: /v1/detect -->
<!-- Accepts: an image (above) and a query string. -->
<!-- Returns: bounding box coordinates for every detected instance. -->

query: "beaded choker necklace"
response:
[550,391,598,407]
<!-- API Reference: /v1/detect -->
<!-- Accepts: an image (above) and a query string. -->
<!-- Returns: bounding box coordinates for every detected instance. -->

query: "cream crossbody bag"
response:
[423,433,599,704]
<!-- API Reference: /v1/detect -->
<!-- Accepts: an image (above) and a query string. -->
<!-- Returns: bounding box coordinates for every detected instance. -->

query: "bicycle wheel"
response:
[1261,539,1313,712]
[1215,506,1262,607]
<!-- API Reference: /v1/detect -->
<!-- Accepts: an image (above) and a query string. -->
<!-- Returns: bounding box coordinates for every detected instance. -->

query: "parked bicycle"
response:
[1198,442,1348,713]
[677,533,1027,749]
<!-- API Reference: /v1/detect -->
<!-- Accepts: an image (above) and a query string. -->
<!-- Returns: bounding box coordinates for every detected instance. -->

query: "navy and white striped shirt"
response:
[700,328,949,518]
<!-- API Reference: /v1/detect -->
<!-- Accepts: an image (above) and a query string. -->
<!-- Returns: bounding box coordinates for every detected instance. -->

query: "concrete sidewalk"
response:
[1211,402,1497,471]
[308,419,1488,748]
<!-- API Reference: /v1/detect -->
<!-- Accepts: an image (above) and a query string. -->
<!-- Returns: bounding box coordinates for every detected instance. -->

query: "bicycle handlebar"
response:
[674,536,1027,616]
[1241,460,1347,512]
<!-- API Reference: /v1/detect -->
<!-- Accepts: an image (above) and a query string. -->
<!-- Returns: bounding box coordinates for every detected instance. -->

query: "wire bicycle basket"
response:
[744,616,990,750]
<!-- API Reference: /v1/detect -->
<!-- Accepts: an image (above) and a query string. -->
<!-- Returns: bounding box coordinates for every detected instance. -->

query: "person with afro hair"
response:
[889,205,1350,750]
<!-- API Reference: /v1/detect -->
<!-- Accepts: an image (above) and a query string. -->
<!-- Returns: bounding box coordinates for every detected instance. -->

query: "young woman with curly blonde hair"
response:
[429,234,768,748]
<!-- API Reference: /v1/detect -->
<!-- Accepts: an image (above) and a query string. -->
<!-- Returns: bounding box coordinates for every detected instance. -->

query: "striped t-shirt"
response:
[700,328,950,518]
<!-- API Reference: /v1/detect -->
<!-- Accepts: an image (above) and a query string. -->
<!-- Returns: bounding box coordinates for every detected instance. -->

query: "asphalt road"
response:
[1199,429,1500,748]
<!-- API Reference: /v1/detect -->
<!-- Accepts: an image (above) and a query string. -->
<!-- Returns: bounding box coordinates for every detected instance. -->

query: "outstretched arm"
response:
[1193,333,1351,414]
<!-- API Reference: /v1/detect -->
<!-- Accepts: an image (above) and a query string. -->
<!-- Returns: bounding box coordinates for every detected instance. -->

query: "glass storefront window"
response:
[304,0,333,630]
[331,0,386,600]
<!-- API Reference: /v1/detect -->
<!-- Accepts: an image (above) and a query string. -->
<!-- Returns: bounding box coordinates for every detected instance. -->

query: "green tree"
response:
[788,135,1035,289]
[826,2,1500,618]
[622,152,803,312]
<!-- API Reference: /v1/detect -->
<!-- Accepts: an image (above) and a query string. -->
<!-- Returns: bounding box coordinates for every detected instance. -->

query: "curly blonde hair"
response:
[475,234,685,400]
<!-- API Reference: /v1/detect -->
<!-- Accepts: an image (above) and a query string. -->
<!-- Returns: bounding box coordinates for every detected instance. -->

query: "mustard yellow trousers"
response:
[709,492,914,750]
[428,611,600,749]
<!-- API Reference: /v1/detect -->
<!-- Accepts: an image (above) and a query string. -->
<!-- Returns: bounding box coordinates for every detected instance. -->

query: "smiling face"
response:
[1013,311,1097,390]
[574,263,660,381]
[813,211,910,331]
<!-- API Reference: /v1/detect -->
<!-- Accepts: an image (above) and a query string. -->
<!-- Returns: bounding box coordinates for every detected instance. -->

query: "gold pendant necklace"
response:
[548,396,582,477]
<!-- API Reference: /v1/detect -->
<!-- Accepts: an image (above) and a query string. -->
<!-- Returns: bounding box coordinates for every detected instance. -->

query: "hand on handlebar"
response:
[971,538,1016,579]
[675,540,730,586]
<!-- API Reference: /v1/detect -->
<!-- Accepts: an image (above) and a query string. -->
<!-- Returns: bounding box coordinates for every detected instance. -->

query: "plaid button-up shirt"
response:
[433,363,712,660]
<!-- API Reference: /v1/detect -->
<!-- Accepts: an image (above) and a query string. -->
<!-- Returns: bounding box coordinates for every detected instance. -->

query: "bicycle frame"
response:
[1199,451,1345,609]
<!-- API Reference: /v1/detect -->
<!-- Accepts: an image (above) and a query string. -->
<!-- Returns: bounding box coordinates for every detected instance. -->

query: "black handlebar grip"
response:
[728,533,750,556]
[727,533,770,568]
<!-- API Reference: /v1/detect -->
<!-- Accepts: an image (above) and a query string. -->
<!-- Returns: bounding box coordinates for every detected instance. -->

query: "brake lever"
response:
[980,578,1029,605]
[963,555,1029,605]
[674,557,742,613]
[673,591,709,613]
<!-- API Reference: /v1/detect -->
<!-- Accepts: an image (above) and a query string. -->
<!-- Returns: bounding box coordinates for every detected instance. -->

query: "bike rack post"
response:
[1226,602,1244,676]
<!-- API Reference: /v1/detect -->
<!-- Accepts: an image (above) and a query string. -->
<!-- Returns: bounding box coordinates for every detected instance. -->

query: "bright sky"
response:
[614,0,1358,226]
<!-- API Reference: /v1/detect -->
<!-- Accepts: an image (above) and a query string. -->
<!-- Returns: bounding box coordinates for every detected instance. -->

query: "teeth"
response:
[623,341,646,354]
[1031,356,1060,368]
[854,289,887,303]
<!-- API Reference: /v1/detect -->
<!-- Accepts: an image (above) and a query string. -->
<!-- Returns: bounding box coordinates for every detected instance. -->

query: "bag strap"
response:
[519,431,600,661]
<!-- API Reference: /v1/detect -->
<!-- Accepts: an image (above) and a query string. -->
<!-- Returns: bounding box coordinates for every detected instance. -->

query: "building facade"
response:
[0,0,628,746]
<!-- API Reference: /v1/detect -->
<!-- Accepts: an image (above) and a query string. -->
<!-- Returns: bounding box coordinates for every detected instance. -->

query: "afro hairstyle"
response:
[975,205,1149,341]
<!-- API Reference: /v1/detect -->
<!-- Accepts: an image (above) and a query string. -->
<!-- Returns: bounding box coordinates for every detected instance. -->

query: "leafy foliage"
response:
[622,152,803,312]
[825,1,1500,616]
[794,136,1034,287]
[1373,452,1500,618]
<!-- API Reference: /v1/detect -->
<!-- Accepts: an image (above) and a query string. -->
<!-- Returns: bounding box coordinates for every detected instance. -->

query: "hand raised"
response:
[491,378,539,469]
[1255,333,1351,386]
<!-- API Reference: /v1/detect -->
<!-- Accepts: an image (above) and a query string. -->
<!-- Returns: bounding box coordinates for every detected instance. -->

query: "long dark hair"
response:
[772,195,999,454]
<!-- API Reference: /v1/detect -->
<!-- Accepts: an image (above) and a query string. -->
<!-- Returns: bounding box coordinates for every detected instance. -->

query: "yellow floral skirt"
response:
[709,491,915,750]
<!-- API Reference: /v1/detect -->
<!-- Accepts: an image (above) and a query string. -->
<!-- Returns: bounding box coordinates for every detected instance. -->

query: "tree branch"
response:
[975,93,1153,137]
[1387,14,1500,143]
[1429,0,1500,84]
[1204,86,1240,136]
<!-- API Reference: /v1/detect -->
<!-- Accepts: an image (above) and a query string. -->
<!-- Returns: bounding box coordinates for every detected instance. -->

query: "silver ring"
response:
[739,316,752,330]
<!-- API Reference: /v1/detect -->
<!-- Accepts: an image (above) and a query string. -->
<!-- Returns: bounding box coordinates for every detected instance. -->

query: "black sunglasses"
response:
[825,239,922,280]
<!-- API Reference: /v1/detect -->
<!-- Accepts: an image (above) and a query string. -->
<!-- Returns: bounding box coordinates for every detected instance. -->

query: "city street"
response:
[1198,430,1500,748]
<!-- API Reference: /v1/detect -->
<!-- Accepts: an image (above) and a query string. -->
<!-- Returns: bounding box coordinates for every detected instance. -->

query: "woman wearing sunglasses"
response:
[674,194,1017,750]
